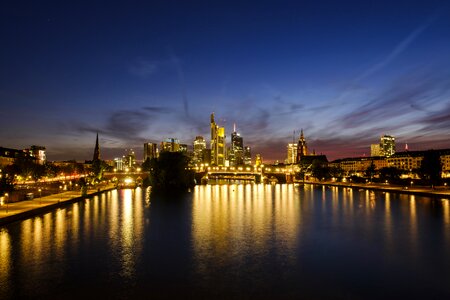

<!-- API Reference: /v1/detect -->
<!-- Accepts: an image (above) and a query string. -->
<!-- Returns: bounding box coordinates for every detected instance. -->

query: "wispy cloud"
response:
[356,14,438,81]
[128,59,158,77]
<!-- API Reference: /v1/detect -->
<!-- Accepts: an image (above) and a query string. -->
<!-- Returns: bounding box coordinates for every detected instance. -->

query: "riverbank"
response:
[306,180,450,199]
[0,184,116,226]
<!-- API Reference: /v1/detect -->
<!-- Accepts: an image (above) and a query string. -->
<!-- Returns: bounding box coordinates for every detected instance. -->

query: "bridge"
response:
[103,171,149,188]
[195,165,307,184]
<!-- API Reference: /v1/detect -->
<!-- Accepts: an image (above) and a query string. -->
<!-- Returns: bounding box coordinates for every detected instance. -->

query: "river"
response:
[1,184,449,299]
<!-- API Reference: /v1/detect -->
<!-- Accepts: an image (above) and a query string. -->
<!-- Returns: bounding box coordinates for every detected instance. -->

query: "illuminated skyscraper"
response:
[296,129,308,163]
[380,135,395,157]
[244,146,251,165]
[286,143,298,164]
[210,113,226,166]
[193,136,206,165]
[230,123,244,166]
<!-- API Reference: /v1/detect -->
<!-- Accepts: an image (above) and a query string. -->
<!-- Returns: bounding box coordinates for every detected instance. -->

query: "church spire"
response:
[93,133,100,161]
[296,129,308,163]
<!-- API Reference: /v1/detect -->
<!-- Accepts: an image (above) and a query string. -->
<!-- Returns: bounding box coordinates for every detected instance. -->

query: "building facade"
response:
[210,113,226,166]
[144,143,158,161]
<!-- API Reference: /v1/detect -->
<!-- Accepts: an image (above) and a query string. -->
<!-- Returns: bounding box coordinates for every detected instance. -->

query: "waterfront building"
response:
[286,143,297,164]
[296,129,308,163]
[386,151,423,173]
[210,113,226,166]
[0,147,27,167]
[329,157,382,177]
[144,142,158,161]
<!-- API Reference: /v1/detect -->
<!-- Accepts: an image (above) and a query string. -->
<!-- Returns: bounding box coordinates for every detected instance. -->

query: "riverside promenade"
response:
[0,184,116,226]
[307,181,450,199]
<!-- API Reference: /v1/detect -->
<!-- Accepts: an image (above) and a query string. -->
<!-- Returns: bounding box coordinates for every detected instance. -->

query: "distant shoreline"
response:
[305,181,450,199]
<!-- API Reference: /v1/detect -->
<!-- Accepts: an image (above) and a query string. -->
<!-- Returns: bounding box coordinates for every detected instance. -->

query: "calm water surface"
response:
[1,184,450,299]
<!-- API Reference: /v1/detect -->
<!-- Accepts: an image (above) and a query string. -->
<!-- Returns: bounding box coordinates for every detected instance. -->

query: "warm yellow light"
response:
[124,178,133,184]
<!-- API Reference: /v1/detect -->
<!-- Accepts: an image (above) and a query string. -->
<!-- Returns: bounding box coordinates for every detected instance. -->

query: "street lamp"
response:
[38,188,42,204]
[5,193,9,213]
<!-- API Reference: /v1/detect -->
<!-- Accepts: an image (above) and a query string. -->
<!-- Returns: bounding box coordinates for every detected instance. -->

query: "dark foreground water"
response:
[1,184,450,299]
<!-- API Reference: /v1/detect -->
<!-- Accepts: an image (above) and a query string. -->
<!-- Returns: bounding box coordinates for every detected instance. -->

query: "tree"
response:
[365,161,376,182]
[379,167,402,183]
[311,160,330,181]
[149,152,195,192]
[419,150,442,187]
[0,171,15,195]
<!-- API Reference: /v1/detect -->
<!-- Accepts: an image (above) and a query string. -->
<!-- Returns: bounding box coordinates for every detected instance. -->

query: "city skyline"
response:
[1,1,450,161]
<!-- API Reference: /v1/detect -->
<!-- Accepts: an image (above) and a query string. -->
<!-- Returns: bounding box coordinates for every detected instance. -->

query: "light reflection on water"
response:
[0,185,449,299]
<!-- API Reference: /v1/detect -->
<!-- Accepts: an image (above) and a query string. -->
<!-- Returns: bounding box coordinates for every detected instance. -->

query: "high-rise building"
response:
[230,124,244,166]
[193,136,206,165]
[380,135,395,157]
[144,143,158,161]
[286,143,298,164]
[114,157,124,171]
[124,149,136,168]
[296,129,308,163]
[161,138,181,152]
[210,113,226,166]
[244,146,251,165]
[370,144,381,157]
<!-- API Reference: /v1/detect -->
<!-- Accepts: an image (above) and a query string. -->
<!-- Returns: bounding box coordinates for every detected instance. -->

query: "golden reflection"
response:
[192,184,300,270]
[0,229,11,290]
[383,193,393,255]
[108,188,144,280]
[443,200,449,225]
[55,209,66,259]
[443,200,450,249]
[409,195,418,253]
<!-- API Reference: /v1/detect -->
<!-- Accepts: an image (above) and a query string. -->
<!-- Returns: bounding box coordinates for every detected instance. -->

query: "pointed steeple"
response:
[296,129,308,163]
[93,133,100,161]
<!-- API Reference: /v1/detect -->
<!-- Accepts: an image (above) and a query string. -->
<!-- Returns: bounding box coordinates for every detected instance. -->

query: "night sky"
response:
[1,0,450,162]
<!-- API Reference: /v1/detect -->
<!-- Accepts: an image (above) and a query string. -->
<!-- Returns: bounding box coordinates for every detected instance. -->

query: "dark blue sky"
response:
[1,0,450,161]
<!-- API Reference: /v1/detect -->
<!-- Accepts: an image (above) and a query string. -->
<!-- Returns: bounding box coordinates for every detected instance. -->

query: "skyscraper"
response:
[286,143,298,164]
[193,136,206,165]
[144,142,158,161]
[244,146,251,165]
[210,113,226,166]
[296,129,308,163]
[230,123,244,166]
[160,138,181,152]
[380,135,395,157]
